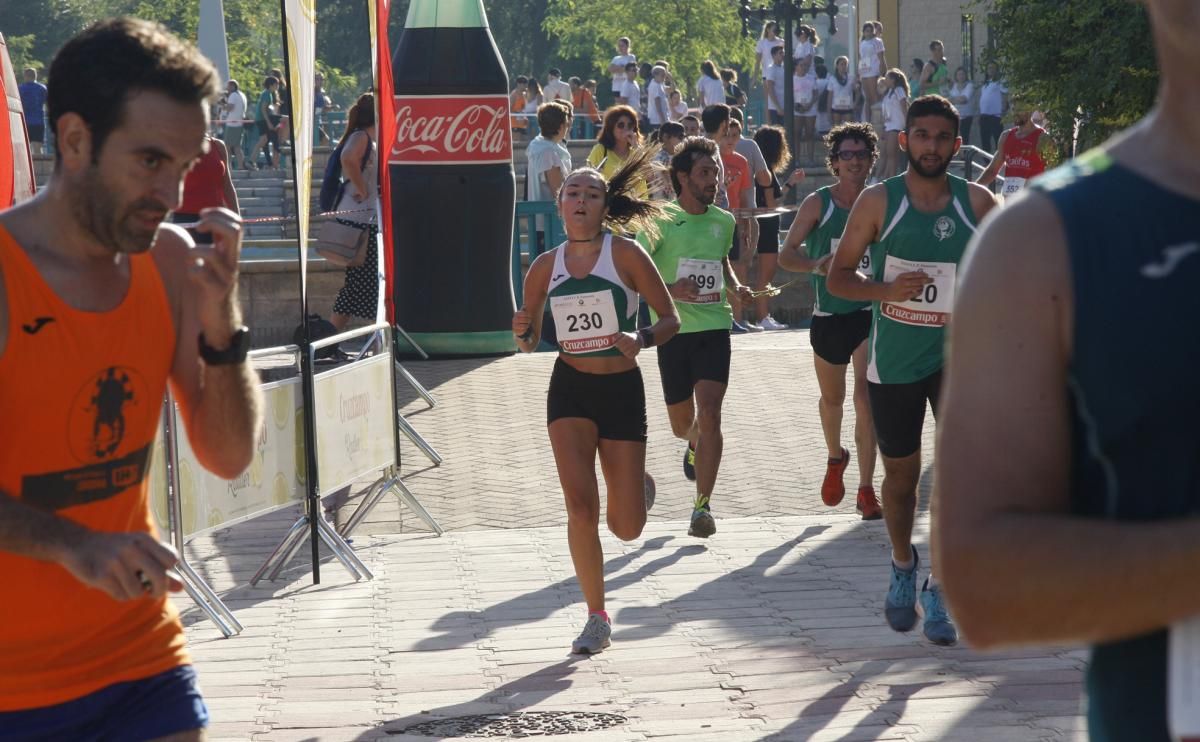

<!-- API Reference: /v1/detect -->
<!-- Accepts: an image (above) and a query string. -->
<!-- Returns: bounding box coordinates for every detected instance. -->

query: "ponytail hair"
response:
[561,144,667,242]
[603,144,667,241]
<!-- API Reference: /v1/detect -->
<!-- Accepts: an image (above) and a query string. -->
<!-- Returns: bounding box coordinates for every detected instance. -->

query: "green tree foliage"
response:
[544,0,753,98]
[390,0,561,84]
[986,0,1158,153]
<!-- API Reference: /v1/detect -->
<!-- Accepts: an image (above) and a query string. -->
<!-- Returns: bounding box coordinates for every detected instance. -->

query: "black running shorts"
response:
[655,329,732,406]
[810,309,871,366]
[547,358,647,442]
[867,369,943,459]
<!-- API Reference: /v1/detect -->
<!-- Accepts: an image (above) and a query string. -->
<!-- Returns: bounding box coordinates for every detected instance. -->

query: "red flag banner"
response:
[374,0,397,323]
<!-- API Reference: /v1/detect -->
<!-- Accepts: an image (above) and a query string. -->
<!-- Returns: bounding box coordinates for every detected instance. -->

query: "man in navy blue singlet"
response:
[933,2,1200,740]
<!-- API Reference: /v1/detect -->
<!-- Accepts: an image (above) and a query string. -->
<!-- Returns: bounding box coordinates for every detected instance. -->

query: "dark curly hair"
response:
[823,121,879,176]
[669,136,719,196]
[47,17,219,167]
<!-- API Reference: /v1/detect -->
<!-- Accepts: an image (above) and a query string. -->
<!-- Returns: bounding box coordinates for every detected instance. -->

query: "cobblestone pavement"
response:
[181,330,1087,741]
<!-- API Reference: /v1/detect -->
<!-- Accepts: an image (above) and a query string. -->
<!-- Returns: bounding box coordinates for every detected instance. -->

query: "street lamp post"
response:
[738,1,840,160]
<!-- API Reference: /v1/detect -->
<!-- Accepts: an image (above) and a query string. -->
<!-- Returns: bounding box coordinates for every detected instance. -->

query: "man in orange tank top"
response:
[0,19,262,741]
[976,97,1059,199]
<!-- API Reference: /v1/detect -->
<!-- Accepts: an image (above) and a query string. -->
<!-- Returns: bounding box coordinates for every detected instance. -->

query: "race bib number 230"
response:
[551,292,620,353]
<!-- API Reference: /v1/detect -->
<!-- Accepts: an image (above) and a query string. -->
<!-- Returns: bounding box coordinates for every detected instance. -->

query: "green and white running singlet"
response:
[866,174,977,384]
[638,201,737,334]
[808,186,871,316]
[546,233,638,356]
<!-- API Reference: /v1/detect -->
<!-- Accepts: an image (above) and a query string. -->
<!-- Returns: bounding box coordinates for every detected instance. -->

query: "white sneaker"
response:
[744,322,765,333]
[571,613,612,654]
[759,315,788,331]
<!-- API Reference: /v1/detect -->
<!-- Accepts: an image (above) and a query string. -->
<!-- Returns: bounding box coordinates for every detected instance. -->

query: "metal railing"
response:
[510,201,564,308]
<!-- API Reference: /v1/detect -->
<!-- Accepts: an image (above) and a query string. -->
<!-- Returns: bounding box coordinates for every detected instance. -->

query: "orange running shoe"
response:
[821,447,850,506]
[856,485,882,520]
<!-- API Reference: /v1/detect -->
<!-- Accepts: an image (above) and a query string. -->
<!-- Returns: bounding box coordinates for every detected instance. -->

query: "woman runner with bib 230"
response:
[512,148,679,655]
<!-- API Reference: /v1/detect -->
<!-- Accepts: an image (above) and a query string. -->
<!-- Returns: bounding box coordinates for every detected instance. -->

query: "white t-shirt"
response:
[756,37,780,76]
[858,37,885,78]
[828,74,857,112]
[544,79,572,102]
[525,135,571,230]
[619,79,641,107]
[883,87,907,131]
[949,81,976,117]
[793,74,817,112]
[979,80,1007,116]
[765,64,785,112]
[647,79,669,125]
[611,53,636,92]
[698,75,724,107]
[671,98,688,120]
[223,90,247,127]
[793,40,816,77]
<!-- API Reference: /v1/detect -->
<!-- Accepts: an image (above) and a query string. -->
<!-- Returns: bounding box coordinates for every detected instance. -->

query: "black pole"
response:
[277,0,321,584]
[739,1,840,175]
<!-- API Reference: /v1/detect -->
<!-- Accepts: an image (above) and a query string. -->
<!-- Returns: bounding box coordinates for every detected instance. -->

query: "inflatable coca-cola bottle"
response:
[389,0,516,356]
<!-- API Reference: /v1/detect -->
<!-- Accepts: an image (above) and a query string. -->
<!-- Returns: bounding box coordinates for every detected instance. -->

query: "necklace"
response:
[567,232,602,243]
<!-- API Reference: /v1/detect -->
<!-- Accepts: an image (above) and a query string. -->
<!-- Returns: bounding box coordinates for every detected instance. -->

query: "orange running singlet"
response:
[0,224,189,711]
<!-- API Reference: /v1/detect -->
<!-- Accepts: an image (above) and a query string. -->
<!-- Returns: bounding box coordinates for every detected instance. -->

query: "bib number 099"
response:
[687,273,718,290]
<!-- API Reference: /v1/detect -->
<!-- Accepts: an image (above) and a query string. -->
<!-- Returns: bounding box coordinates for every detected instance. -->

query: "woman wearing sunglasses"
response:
[777,122,883,521]
[587,105,643,183]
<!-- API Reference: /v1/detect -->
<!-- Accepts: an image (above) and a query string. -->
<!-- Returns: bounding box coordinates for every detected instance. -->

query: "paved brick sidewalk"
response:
[179,329,1088,740]
[359,330,937,534]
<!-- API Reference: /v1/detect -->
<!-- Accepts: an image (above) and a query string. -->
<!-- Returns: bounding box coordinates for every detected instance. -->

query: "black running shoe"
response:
[683,444,696,481]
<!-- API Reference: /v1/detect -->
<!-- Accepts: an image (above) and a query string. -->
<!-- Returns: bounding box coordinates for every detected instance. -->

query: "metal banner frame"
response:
[250,322,443,587]
[160,396,244,638]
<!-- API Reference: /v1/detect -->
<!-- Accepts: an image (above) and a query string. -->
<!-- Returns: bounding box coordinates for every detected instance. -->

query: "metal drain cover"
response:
[394,711,628,737]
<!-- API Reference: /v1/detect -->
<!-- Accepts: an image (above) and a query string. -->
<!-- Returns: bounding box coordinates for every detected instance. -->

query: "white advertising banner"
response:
[313,354,395,495]
[151,381,306,539]
[282,0,316,248]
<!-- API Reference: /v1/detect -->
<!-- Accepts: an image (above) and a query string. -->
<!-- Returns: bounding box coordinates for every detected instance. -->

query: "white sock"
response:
[893,555,915,572]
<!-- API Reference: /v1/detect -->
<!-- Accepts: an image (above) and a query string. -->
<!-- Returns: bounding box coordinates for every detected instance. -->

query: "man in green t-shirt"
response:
[827,96,997,646]
[638,137,752,539]
[249,75,279,171]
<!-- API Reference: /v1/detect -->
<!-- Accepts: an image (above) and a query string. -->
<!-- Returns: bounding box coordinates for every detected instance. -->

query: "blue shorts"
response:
[0,665,208,742]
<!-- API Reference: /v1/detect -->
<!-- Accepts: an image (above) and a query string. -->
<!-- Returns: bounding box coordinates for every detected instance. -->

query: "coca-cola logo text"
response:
[390,95,513,164]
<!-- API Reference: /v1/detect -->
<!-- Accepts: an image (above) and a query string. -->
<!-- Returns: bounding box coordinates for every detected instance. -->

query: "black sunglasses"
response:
[834,149,871,161]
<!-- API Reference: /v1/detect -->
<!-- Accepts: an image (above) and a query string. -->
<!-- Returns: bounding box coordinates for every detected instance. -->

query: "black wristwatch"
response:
[198,326,251,365]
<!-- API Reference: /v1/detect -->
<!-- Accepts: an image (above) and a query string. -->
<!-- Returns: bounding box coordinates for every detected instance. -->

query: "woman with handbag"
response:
[326,93,379,332]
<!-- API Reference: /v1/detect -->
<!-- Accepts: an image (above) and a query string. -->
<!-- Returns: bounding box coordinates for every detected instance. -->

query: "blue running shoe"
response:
[884,545,919,632]
[920,578,958,646]
[731,320,749,334]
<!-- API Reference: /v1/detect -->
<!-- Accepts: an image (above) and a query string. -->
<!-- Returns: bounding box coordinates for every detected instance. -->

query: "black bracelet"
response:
[639,327,655,348]
[517,327,534,341]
